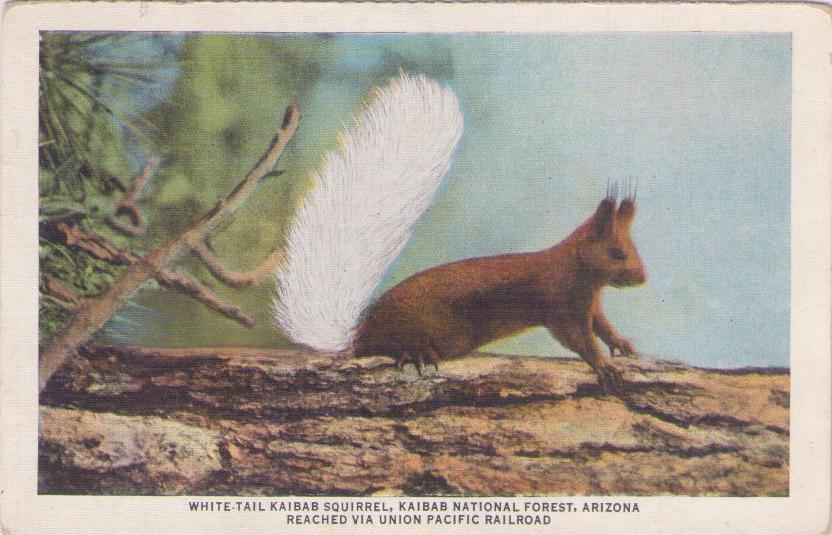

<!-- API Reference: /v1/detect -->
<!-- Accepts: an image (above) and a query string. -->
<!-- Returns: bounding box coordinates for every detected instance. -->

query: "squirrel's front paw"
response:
[594,363,625,395]
[608,337,636,357]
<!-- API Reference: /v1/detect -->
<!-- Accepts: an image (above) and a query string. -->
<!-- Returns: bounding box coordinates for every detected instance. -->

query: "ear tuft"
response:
[618,198,636,226]
[592,198,616,238]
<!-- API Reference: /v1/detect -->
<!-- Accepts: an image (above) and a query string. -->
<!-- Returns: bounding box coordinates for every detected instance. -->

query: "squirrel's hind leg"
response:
[394,354,439,376]
[395,355,412,371]
[425,348,440,373]
[394,354,424,375]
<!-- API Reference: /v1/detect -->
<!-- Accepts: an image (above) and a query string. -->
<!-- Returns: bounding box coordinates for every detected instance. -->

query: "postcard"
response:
[1,2,830,534]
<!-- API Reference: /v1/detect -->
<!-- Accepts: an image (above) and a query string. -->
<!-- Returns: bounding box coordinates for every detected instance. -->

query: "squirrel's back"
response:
[352,249,554,358]
[272,73,463,353]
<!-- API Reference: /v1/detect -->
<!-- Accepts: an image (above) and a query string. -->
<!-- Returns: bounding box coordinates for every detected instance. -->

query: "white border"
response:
[1,3,830,535]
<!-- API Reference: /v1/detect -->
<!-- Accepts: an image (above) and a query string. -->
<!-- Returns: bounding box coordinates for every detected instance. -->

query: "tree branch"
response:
[56,211,257,326]
[190,240,284,288]
[42,274,82,308]
[39,103,301,392]
[59,222,132,264]
[41,294,80,311]
[106,155,159,237]
[155,269,256,327]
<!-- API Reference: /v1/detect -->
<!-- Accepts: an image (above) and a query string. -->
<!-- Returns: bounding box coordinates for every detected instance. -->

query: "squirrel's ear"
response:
[591,198,616,239]
[617,198,636,227]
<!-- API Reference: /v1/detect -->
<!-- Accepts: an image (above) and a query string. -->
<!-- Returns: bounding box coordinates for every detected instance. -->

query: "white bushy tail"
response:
[272,73,464,353]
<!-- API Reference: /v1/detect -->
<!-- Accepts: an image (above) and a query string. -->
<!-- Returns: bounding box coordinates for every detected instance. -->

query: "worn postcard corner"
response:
[1,2,831,535]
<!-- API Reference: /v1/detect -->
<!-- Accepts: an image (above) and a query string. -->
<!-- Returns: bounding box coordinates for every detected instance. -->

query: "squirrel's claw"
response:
[609,338,636,358]
[395,355,438,376]
[595,364,625,395]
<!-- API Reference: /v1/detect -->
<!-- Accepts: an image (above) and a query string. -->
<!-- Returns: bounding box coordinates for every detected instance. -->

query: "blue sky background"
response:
[103,33,791,368]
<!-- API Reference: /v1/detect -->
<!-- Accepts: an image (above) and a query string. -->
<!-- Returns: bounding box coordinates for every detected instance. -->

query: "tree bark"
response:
[39,347,789,496]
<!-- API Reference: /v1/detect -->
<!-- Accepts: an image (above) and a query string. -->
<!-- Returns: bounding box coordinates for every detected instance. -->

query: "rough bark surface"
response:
[39,345,789,496]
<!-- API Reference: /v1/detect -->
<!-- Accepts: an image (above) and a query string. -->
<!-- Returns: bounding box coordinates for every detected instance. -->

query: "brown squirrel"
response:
[353,192,645,394]
[273,73,646,394]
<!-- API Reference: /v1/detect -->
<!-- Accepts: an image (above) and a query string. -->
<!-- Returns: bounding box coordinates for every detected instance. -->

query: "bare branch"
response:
[106,155,159,237]
[59,222,133,264]
[41,294,80,311]
[190,103,301,234]
[156,269,256,327]
[54,224,255,327]
[42,274,82,308]
[191,240,284,288]
[39,103,301,391]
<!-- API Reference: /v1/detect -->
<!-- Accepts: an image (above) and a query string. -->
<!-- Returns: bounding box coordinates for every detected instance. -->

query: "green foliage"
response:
[119,34,339,346]
[39,33,148,201]
[39,33,339,347]
[142,35,333,255]
[38,235,126,344]
[38,32,170,344]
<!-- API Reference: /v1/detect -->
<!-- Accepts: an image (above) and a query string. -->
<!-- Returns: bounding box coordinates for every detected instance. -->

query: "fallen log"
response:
[40,346,789,496]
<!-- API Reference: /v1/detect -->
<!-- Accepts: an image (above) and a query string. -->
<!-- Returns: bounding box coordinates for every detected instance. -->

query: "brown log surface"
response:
[39,346,789,496]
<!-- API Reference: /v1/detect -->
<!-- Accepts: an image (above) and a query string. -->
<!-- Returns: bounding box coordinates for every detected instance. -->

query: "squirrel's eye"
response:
[609,247,627,261]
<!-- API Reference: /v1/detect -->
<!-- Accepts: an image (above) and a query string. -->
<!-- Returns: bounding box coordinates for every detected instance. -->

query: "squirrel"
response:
[273,73,646,395]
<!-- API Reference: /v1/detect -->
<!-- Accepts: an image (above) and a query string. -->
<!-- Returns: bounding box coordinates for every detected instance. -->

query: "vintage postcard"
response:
[1,2,830,534]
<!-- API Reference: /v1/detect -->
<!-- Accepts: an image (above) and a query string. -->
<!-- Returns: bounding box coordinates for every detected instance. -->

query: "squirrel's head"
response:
[575,194,647,288]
